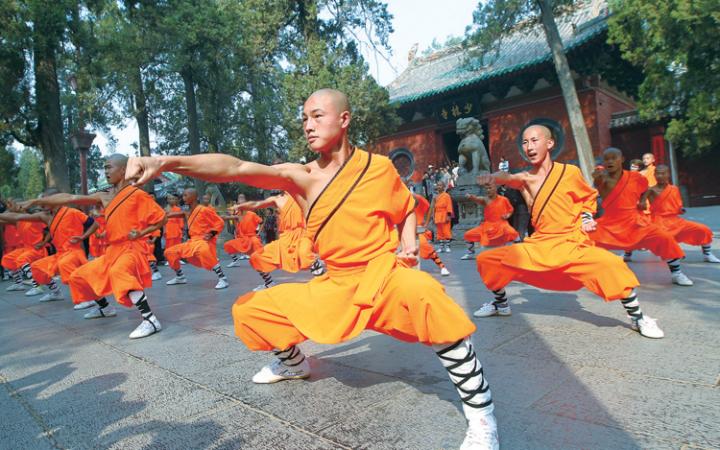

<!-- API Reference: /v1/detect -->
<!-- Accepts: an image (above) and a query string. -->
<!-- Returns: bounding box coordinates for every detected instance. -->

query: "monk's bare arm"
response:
[70,221,100,244]
[129,215,167,241]
[166,211,187,219]
[24,193,105,208]
[638,190,649,211]
[396,211,418,264]
[235,196,280,212]
[0,211,51,225]
[477,172,525,190]
[126,155,310,197]
[465,194,487,205]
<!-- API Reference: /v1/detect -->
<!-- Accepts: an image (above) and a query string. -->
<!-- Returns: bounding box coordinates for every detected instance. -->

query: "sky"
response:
[93,0,480,155]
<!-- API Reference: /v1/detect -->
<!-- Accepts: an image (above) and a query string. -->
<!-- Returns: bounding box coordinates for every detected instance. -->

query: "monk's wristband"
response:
[581,212,593,224]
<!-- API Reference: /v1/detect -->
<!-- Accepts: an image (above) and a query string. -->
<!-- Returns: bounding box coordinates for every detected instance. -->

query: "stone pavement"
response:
[1,206,719,450]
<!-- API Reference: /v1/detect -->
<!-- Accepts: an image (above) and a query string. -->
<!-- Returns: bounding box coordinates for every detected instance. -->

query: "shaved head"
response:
[603,147,623,157]
[184,188,198,200]
[106,153,128,167]
[524,124,553,140]
[307,88,351,114]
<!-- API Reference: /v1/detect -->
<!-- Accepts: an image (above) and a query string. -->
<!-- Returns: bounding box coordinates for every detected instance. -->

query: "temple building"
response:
[374,1,719,206]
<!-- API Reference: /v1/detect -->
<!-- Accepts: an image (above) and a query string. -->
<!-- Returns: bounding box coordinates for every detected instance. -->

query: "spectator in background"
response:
[422,170,434,202]
[629,159,642,171]
[498,156,509,172]
[262,208,278,244]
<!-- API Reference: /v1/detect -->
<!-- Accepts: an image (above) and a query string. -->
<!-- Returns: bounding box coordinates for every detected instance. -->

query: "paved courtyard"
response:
[2,206,719,450]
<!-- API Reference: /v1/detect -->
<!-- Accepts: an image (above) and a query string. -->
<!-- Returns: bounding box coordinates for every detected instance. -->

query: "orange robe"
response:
[144,229,161,263]
[89,215,107,257]
[232,149,474,351]
[31,207,89,285]
[2,224,21,253]
[250,196,315,273]
[1,221,47,271]
[464,195,519,247]
[651,185,712,246]
[165,205,224,271]
[224,211,263,256]
[433,192,454,240]
[477,163,639,301]
[590,170,684,259]
[164,206,184,250]
[69,186,166,307]
[641,165,657,187]
[413,194,437,260]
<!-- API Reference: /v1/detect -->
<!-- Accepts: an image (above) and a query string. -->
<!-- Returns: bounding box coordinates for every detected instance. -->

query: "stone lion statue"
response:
[456,117,490,176]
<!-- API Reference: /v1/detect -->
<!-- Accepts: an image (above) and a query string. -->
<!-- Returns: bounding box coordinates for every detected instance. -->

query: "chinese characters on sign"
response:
[438,97,478,121]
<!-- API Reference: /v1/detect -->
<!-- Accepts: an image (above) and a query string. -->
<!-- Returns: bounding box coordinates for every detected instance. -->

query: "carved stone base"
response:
[449,183,486,240]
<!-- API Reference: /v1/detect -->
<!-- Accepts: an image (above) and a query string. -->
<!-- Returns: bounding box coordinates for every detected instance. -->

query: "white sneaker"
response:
[703,253,720,263]
[227,260,242,268]
[252,358,311,384]
[253,281,276,291]
[473,302,511,318]
[6,282,26,291]
[671,271,693,286]
[180,260,187,265]
[461,253,475,260]
[129,314,162,339]
[38,290,64,302]
[310,261,326,276]
[166,276,187,285]
[239,254,250,260]
[151,271,162,281]
[25,286,44,296]
[440,267,450,276]
[631,315,665,339]
[73,300,96,310]
[215,277,229,289]
[83,305,117,319]
[461,409,499,450]
[444,246,452,253]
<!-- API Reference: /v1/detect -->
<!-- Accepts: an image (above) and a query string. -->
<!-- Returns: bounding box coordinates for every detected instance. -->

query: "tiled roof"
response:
[388,1,609,104]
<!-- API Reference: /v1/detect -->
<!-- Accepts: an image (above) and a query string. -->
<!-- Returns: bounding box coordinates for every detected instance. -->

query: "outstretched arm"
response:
[126,155,310,196]
[0,211,51,225]
[21,193,104,208]
[477,171,525,190]
[465,194,488,206]
[236,196,280,212]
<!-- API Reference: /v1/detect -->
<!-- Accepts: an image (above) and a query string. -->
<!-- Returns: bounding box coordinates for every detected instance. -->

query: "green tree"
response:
[17,148,44,199]
[608,0,720,157]
[0,137,17,198]
[466,0,595,180]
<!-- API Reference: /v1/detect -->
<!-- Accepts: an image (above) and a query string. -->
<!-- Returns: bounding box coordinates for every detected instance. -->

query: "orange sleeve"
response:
[501,196,514,216]
[139,192,167,227]
[386,161,416,224]
[209,208,226,234]
[568,166,598,215]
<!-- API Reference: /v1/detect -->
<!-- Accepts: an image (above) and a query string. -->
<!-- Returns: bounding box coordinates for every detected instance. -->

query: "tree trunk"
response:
[537,0,595,182]
[181,67,205,193]
[33,30,70,192]
[249,70,270,164]
[133,67,151,157]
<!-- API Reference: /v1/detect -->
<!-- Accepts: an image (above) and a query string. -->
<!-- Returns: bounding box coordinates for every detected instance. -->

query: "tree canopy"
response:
[608,0,720,157]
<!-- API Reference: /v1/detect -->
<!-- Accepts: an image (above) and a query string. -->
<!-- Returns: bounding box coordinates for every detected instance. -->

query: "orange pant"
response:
[593,224,684,260]
[232,266,475,351]
[419,232,437,260]
[477,245,638,301]
[69,246,151,307]
[165,237,182,250]
[166,238,219,271]
[224,235,263,256]
[1,247,47,271]
[672,221,713,246]
[31,249,87,285]
[436,222,452,240]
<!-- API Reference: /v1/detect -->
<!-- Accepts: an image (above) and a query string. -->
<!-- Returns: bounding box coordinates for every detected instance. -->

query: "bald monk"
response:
[1,203,49,292]
[88,206,107,258]
[640,152,657,187]
[431,182,454,253]
[648,165,719,263]
[1,196,98,308]
[1,220,21,281]
[164,194,185,252]
[228,192,317,290]
[223,194,263,265]
[473,125,664,341]
[165,188,228,289]
[461,183,518,260]
[201,192,213,208]
[126,88,499,448]
[412,190,450,276]
[590,147,693,286]
[22,154,167,339]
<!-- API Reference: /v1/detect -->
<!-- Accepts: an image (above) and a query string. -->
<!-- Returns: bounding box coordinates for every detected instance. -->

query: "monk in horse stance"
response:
[126,88,499,449]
